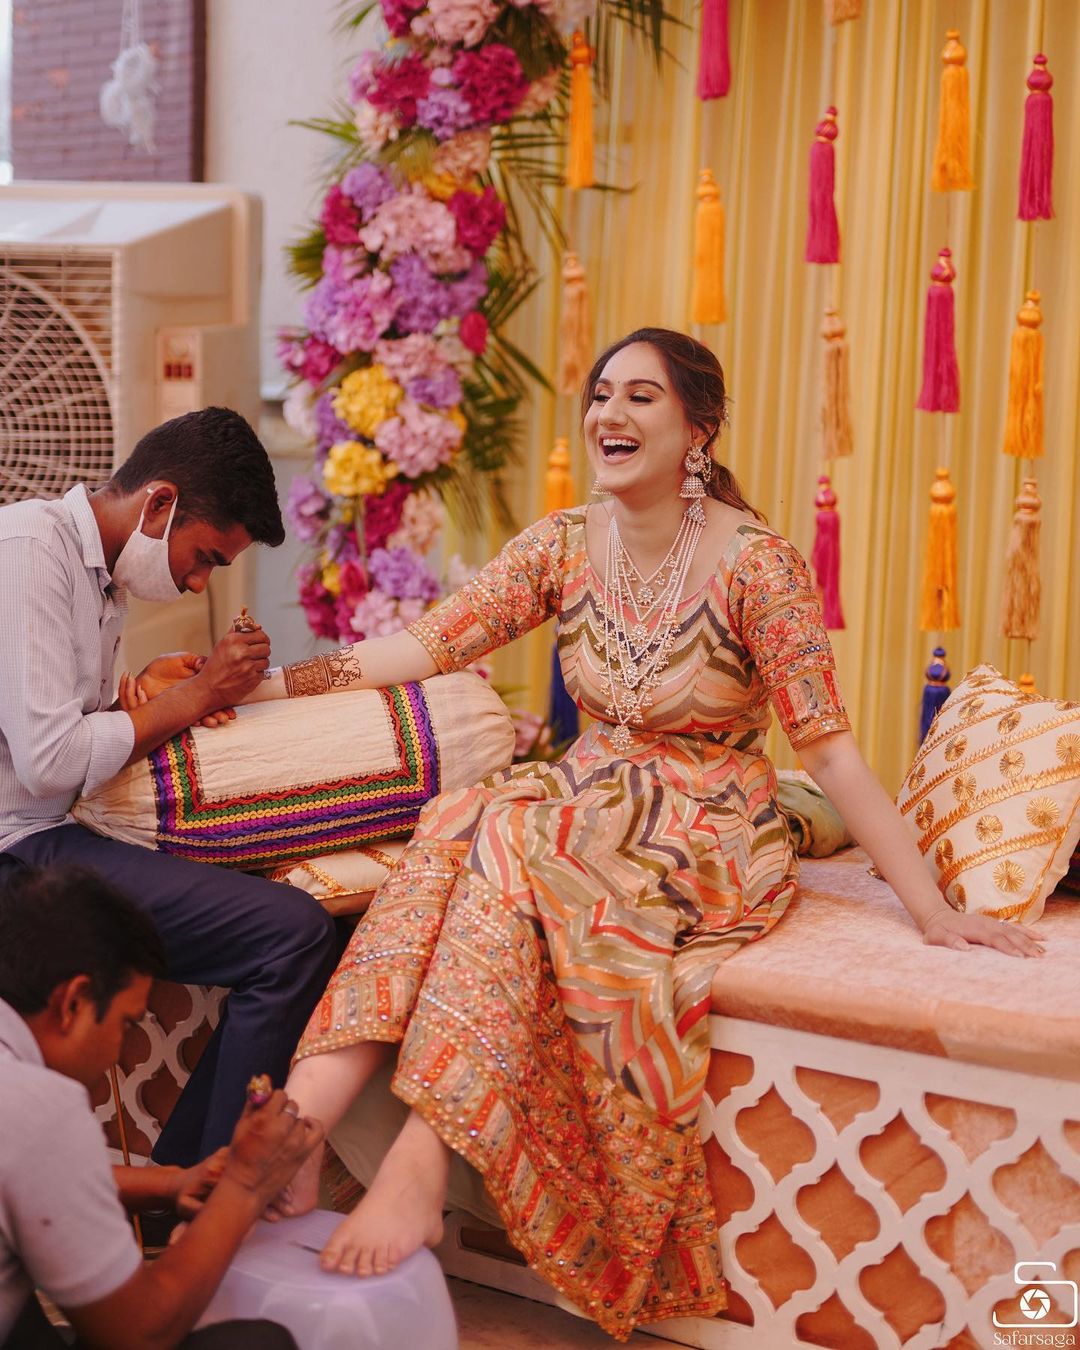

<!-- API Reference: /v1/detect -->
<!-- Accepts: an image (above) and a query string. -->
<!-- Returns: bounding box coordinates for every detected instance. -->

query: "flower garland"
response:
[281,0,597,644]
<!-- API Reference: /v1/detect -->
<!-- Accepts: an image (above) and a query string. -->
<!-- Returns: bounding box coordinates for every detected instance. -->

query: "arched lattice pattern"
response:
[0,259,115,504]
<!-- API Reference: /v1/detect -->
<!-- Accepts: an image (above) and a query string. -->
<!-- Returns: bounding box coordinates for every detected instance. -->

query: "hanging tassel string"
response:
[919,645,952,743]
[1019,54,1054,220]
[931,30,975,192]
[920,466,961,632]
[690,169,727,325]
[556,251,592,397]
[1002,290,1044,459]
[916,247,961,413]
[697,0,730,101]
[1000,478,1042,641]
[567,32,595,190]
[825,0,862,21]
[811,474,845,629]
[806,106,840,264]
[821,307,853,458]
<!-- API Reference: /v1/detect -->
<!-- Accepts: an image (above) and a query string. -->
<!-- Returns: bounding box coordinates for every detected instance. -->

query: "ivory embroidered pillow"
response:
[73,671,515,872]
[268,841,407,917]
[895,665,1080,923]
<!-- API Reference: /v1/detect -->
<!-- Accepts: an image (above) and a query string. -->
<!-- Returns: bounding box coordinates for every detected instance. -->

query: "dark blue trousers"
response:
[1,824,341,1168]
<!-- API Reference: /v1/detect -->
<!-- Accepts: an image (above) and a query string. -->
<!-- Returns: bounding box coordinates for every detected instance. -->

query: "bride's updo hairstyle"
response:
[581,327,764,521]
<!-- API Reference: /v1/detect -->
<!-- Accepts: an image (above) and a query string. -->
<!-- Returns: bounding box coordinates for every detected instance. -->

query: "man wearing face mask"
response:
[0,408,340,1171]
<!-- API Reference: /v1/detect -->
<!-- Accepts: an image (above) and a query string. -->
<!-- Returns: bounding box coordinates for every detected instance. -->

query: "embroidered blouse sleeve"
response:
[729,533,850,749]
[408,513,566,673]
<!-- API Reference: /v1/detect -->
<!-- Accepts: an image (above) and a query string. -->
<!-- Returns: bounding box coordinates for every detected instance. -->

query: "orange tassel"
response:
[825,0,861,21]
[920,466,961,631]
[557,251,592,397]
[545,437,575,513]
[1000,478,1041,641]
[821,307,853,458]
[931,30,975,192]
[1002,290,1044,459]
[1018,673,1038,696]
[690,169,726,325]
[567,32,594,190]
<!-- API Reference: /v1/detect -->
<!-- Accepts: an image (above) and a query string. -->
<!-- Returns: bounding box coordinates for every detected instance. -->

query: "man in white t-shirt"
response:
[0,865,324,1350]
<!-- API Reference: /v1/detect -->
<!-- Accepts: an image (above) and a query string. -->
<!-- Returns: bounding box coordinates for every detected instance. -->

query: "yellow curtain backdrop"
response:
[467,0,1080,790]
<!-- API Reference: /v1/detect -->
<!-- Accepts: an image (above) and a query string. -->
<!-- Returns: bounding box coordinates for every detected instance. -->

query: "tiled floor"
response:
[449,1277,673,1348]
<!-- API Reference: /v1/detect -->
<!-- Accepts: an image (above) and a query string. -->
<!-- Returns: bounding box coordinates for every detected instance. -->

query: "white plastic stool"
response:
[198,1209,457,1350]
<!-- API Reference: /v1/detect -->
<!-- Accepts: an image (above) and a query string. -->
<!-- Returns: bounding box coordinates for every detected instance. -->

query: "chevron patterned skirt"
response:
[295,732,798,1338]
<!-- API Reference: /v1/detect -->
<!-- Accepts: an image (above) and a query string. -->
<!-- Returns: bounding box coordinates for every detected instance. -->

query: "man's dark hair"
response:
[110,407,285,547]
[0,867,167,1018]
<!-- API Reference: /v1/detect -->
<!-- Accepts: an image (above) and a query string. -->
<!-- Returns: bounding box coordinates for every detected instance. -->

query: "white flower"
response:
[282,384,318,441]
[355,102,399,155]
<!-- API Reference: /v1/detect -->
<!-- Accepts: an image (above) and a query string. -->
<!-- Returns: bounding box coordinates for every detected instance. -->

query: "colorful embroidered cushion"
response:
[74,672,515,871]
[895,665,1080,923]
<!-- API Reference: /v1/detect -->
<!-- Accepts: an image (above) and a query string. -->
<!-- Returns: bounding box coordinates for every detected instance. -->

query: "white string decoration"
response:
[99,0,158,153]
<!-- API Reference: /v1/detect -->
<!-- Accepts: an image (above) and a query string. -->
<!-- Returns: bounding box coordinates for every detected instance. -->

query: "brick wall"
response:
[11,0,205,181]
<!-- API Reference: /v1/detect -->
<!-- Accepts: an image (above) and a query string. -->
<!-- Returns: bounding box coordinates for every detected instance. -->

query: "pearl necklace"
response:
[601,507,705,752]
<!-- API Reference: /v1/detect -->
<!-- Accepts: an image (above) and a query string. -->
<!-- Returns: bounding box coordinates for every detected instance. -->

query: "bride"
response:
[239,329,1039,1339]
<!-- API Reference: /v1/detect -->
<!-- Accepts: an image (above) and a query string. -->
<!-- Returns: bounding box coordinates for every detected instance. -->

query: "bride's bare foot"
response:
[320,1111,450,1277]
[266,1141,324,1220]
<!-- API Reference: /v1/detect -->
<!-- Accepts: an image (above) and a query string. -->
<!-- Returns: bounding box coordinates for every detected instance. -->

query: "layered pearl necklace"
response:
[601,506,705,752]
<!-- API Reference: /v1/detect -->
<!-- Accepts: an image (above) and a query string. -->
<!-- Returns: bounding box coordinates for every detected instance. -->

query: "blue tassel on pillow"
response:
[919,645,951,742]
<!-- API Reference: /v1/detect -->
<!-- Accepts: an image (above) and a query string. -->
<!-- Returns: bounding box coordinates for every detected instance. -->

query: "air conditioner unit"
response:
[0,182,262,674]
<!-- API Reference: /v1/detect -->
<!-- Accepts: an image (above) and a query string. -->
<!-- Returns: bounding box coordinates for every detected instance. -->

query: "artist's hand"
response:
[193,627,271,714]
[222,1091,324,1205]
[174,1147,229,1219]
[921,908,1046,958]
[118,653,234,729]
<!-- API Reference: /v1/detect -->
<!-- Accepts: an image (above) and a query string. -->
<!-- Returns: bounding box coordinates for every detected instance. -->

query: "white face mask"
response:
[112,492,182,603]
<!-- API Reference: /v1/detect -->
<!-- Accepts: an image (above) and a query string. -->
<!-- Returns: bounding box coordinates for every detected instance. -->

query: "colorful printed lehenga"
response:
[295,508,850,1339]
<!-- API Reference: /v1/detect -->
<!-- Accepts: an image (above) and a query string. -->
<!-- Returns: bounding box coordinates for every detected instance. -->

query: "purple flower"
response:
[286,475,333,543]
[325,521,360,564]
[389,253,454,334]
[315,393,352,456]
[307,271,400,354]
[416,88,475,142]
[406,366,462,408]
[342,163,396,223]
[446,260,488,317]
[368,546,442,602]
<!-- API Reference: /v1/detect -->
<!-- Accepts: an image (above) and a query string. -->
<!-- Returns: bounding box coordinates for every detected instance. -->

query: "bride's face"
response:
[583,343,696,500]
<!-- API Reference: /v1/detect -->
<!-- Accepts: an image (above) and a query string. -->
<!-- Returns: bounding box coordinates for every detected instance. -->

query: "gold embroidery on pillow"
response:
[958,697,985,723]
[1058,733,1080,765]
[936,829,1062,889]
[1026,796,1058,829]
[993,859,1026,893]
[913,764,1080,846]
[935,837,954,867]
[915,800,935,830]
[944,734,967,762]
[997,710,1022,734]
[975,814,1003,842]
[952,773,977,805]
[1000,749,1025,779]
[953,883,967,910]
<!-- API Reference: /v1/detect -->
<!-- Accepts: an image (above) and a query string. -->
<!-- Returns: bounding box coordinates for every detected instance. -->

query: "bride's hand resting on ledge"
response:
[920,907,1046,958]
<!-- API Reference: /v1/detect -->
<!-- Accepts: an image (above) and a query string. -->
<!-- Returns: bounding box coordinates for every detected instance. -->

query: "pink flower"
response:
[427,0,498,48]
[373,334,443,388]
[448,187,506,256]
[362,477,411,550]
[459,311,489,354]
[320,185,362,246]
[338,558,370,606]
[361,188,471,275]
[374,398,463,477]
[452,45,528,124]
[367,53,431,128]
[301,337,341,385]
[298,564,340,640]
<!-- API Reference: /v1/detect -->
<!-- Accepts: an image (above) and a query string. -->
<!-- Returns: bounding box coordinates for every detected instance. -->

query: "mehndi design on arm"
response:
[282,648,364,698]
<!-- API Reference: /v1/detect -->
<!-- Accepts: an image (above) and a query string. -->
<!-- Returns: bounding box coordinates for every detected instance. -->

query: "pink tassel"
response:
[697,0,730,100]
[1019,54,1054,220]
[805,107,840,264]
[916,247,960,413]
[811,475,845,629]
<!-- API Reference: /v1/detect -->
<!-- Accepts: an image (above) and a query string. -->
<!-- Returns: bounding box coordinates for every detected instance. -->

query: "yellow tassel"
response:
[821,307,853,458]
[556,251,592,397]
[567,32,594,190]
[545,437,575,513]
[1002,290,1044,459]
[919,466,961,631]
[1000,478,1041,640]
[825,0,861,22]
[1018,673,1038,696]
[690,169,726,325]
[931,30,975,191]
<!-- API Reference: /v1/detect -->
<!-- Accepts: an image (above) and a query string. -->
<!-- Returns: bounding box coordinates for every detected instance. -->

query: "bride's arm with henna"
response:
[244,629,439,702]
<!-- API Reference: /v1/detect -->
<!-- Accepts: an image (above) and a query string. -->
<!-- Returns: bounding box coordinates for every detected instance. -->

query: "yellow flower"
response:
[323,440,399,499]
[320,560,342,597]
[421,170,459,201]
[333,366,403,439]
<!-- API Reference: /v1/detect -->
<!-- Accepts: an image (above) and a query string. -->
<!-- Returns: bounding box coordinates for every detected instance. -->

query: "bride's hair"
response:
[581,327,764,521]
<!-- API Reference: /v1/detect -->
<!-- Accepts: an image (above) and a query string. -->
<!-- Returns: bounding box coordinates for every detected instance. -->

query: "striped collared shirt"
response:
[0,485,134,852]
